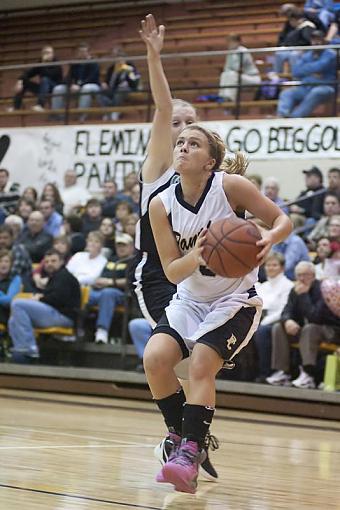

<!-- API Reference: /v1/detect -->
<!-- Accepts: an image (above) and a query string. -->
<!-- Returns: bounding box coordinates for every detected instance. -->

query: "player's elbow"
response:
[164,267,182,285]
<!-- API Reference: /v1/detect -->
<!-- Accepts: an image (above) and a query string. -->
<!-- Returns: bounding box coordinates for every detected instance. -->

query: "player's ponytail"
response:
[220,151,249,176]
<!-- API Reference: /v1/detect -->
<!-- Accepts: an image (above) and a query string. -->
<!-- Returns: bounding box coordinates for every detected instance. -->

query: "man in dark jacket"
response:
[99,47,140,121]
[16,211,53,263]
[290,166,326,222]
[11,45,63,111]
[51,42,100,116]
[266,261,340,388]
[9,249,81,362]
[270,8,316,77]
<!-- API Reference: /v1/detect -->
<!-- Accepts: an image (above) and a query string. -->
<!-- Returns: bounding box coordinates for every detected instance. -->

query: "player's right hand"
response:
[139,14,165,56]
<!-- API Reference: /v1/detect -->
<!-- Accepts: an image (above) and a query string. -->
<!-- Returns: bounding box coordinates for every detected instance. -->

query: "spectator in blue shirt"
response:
[272,233,310,280]
[277,30,336,118]
[304,0,335,30]
[0,249,21,325]
[39,199,63,237]
[51,42,100,118]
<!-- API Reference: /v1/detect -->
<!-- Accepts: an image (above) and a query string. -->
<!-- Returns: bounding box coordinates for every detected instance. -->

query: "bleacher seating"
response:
[0,0,311,125]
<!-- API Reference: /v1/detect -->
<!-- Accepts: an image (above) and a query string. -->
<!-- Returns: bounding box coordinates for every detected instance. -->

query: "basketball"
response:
[202,217,262,278]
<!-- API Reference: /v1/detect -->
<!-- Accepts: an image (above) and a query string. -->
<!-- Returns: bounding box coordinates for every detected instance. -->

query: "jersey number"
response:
[199,265,216,277]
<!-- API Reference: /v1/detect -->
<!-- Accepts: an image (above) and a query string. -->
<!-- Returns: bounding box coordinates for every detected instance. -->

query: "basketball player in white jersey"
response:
[145,124,292,494]
[132,14,225,480]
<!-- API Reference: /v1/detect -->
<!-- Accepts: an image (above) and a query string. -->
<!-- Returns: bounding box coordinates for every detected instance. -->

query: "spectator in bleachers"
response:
[304,0,335,30]
[129,183,140,214]
[307,191,340,245]
[270,8,316,78]
[0,168,20,216]
[263,177,289,214]
[219,33,261,103]
[272,232,310,280]
[327,167,340,195]
[247,174,262,191]
[122,213,138,240]
[39,198,63,237]
[277,4,325,46]
[123,171,139,197]
[313,236,332,278]
[253,252,294,382]
[9,45,63,112]
[88,232,134,344]
[66,230,107,286]
[128,317,152,372]
[62,214,86,254]
[99,217,116,259]
[4,215,24,241]
[114,201,133,232]
[100,47,141,121]
[17,211,53,263]
[9,249,80,363]
[81,198,103,236]
[22,186,38,205]
[27,235,72,293]
[328,214,340,242]
[41,183,64,215]
[51,42,100,120]
[276,30,336,118]
[0,225,32,279]
[0,249,21,326]
[60,169,91,215]
[290,166,326,226]
[101,179,130,218]
[326,8,340,41]
[16,198,35,224]
[266,261,340,389]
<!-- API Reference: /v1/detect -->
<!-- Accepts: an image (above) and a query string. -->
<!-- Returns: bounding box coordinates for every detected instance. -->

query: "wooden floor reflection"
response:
[1,388,340,510]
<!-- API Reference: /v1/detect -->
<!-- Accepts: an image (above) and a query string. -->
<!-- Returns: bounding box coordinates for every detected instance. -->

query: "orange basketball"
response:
[202,217,262,278]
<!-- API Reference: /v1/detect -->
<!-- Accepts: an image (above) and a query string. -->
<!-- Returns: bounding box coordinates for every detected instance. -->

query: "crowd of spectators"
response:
[0,166,146,367]
[8,42,141,122]
[0,162,338,385]
[217,2,338,118]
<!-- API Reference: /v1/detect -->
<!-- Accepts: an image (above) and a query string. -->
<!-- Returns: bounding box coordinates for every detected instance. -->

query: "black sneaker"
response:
[200,432,219,481]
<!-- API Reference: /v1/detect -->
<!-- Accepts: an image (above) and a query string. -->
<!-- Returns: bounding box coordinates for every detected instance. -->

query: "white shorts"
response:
[152,289,262,374]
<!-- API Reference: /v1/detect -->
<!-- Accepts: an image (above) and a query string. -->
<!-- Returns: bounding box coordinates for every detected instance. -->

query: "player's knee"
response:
[189,357,215,382]
[143,348,171,376]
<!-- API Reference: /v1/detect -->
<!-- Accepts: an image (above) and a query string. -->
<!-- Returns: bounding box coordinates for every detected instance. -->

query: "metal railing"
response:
[0,43,339,123]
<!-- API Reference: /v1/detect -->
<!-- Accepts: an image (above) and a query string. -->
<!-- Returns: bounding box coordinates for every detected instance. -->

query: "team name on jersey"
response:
[174,221,211,253]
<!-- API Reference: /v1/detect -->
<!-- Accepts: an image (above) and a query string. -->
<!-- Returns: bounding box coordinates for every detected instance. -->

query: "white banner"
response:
[0,117,339,192]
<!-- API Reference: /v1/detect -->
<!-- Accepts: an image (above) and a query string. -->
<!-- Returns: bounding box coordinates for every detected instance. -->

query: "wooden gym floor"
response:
[1,389,340,510]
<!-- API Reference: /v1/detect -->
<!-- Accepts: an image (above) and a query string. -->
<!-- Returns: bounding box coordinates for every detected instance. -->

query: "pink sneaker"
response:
[155,432,181,483]
[160,439,205,494]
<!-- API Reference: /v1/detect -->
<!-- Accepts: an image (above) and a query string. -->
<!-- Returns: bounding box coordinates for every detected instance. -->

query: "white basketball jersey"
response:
[158,171,259,302]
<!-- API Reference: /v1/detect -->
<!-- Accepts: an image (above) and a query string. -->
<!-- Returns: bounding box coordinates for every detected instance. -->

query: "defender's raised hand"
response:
[139,14,165,56]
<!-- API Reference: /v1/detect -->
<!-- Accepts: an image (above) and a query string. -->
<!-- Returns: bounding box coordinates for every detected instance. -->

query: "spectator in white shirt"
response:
[219,33,261,102]
[253,252,294,382]
[66,231,107,286]
[60,169,92,215]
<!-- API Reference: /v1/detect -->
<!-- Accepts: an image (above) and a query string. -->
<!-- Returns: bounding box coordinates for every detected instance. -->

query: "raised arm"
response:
[139,14,174,183]
[149,196,206,284]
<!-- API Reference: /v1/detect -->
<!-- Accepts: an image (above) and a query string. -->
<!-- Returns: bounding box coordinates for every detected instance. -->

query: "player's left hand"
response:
[256,229,274,265]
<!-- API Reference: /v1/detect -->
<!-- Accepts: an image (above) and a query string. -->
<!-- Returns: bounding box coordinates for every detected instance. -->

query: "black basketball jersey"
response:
[132,167,178,325]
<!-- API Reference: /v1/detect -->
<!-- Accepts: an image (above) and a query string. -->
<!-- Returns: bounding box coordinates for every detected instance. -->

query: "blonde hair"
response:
[181,124,248,176]
[87,230,104,246]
